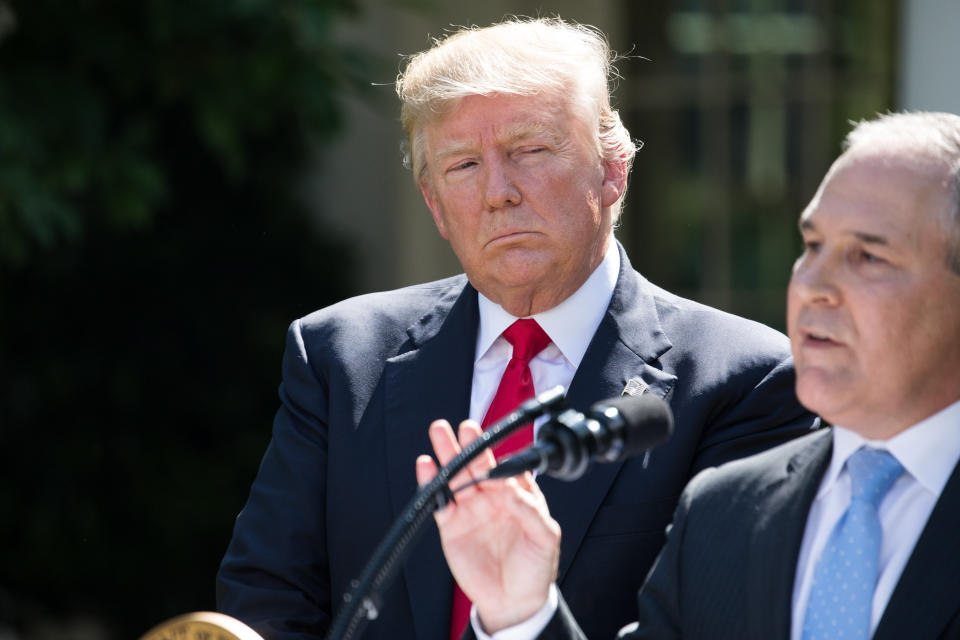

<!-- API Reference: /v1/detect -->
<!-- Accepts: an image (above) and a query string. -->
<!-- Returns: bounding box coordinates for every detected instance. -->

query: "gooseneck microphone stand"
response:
[325,385,566,640]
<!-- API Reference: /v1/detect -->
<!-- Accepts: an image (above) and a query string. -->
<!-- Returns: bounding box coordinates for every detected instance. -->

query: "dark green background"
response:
[0,1,366,635]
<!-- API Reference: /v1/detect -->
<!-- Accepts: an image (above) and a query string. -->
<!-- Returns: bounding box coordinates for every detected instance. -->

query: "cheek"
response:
[528,158,597,199]
[849,297,908,368]
[785,282,799,319]
[432,190,478,233]
[431,210,450,240]
[784,285,803,343]
[892,295,949,360]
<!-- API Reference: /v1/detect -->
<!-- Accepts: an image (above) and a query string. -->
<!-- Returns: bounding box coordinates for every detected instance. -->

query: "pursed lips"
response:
[485,229,540,247]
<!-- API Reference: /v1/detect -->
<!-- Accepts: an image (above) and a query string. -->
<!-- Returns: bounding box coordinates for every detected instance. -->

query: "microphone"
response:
[487,394,673,481]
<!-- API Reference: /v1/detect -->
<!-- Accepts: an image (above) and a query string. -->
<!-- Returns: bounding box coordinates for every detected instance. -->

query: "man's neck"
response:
[475,241,620,370]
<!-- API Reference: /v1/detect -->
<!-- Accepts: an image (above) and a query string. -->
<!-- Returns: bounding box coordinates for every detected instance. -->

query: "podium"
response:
[140,611,264,640]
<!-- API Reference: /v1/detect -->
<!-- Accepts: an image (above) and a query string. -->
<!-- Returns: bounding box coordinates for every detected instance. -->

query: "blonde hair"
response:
[396,17,637,198]
[844,111,960,273]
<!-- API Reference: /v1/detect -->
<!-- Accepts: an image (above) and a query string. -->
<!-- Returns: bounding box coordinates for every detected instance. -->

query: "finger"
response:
[442,420,497,500]
[417,453,458,526]
[513,470,538,494]
[429,419,477,494]
[428,419,462,467]
[457,420,497,477]
[502,480,562,550]
[416,454,438,487]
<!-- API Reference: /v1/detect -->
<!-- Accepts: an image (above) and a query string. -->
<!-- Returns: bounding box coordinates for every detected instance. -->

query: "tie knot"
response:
[502,319,551,363]
[847,447,904,508]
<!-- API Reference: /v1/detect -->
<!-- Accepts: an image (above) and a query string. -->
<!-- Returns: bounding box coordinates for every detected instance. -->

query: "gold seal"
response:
[139,611,264,640]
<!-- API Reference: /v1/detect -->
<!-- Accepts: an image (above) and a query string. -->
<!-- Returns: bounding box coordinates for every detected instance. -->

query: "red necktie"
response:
[449,318,552,640]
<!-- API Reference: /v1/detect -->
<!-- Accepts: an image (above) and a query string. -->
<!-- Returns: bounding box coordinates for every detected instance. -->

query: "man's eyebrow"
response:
[433,142,475,162]
[853,231,889,245]
[432,122,561,162]
[797,218,889,245]
[502,121,555,142]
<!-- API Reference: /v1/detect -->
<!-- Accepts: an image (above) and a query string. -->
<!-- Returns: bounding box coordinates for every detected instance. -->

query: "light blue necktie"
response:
[801,447,905,640]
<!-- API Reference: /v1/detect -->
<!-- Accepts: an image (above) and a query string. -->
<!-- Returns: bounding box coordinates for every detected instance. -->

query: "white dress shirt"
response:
[468,239,619,640]
[790,399,960,640]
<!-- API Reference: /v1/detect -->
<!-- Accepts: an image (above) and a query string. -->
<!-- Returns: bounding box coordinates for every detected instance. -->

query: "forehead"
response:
[422,93,582,152]
[800,151,951,247]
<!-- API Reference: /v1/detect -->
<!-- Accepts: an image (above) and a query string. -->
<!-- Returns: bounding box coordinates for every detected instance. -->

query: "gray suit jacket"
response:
[217,244,817,640]
[541,428,960,639]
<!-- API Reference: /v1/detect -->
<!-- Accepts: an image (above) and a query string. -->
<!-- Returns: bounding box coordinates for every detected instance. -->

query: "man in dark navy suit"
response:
[425,112,960,640]
[216,17,815,640]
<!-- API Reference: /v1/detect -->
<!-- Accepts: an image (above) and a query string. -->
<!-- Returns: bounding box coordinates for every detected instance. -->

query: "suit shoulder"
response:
[685,428,831,500]
[648,281,790,360]
[285,275,470,368]
[296,275,467,335]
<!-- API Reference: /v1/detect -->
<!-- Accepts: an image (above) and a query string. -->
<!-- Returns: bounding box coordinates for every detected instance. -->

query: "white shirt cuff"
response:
[470,583,559,640]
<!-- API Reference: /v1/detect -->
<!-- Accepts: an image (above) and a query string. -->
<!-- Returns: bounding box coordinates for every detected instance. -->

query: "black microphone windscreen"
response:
[590,394,674,457]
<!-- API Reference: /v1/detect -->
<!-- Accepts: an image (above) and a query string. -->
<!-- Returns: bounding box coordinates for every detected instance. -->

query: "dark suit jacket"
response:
[540,428,960,640]
[216,244,816,640]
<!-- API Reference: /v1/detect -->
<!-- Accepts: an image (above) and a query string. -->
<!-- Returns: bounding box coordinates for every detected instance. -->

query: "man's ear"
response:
[600,155,628,208]
[419,179,449,240]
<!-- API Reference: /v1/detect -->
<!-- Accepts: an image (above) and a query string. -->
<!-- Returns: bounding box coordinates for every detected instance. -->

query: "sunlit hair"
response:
[395,17,638,216]
[843,111,960,274]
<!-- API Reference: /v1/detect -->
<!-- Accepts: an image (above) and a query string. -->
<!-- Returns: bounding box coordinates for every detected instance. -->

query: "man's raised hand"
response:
[415,419,561,634]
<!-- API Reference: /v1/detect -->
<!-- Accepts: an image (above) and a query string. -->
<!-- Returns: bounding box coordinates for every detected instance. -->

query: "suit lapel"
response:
[745,430,832,639]
[874,457,960,640]
[540,246,678,583]
[383,280,478,640]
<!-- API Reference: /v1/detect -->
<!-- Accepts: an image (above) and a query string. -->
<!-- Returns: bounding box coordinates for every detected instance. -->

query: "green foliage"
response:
[0,0,378,636]
[0,0,367,268]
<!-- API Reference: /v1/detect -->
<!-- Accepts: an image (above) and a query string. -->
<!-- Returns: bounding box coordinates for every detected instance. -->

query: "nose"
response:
[789,249,841,306]
[481,154,521,211]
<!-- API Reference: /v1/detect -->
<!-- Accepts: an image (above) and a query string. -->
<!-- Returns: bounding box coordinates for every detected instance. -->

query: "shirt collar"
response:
[821,398,960,499]
[475,238,620,367]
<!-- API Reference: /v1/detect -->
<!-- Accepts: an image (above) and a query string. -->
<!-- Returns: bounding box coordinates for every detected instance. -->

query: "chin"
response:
[794,371,848,423]
[798,387,877,435]
[493,263,552,288]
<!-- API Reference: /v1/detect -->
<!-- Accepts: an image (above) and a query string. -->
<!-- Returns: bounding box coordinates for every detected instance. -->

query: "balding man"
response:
[217,17,815,640]
[422,111,960,640]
